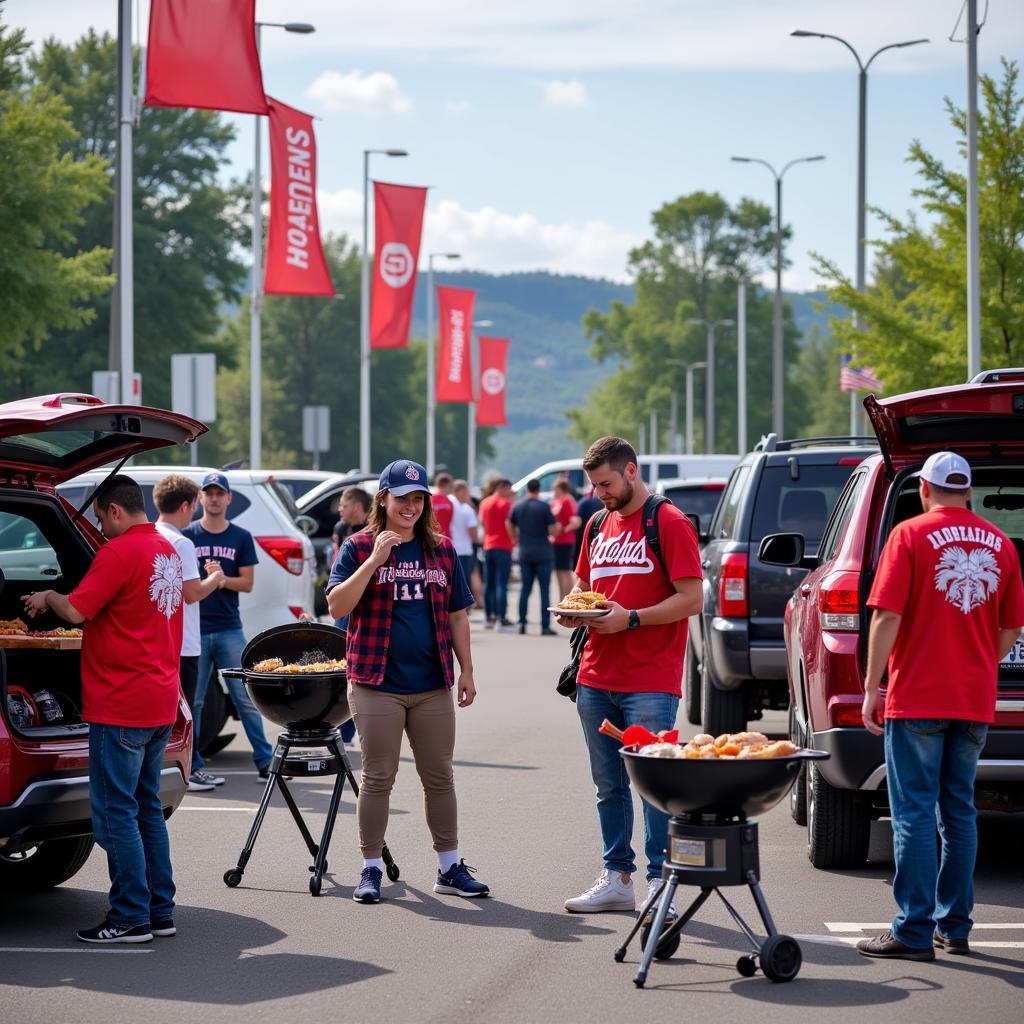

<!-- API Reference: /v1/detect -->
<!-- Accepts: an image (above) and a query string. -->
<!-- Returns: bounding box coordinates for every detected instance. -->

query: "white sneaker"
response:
[564,870,635,913]
[645,878,678,920]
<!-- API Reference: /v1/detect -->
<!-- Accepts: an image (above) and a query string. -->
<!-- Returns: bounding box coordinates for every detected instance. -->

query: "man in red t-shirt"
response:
[23,475,184,945]
[431,472,457,540]
[550,479,582,600]
[857,452,1024,962]
[479,479,515,630]
[555,437,702,916]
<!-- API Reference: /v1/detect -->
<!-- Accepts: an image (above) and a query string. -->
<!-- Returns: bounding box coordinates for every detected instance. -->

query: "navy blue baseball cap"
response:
[378,460,431,497]
[200,471,231,493]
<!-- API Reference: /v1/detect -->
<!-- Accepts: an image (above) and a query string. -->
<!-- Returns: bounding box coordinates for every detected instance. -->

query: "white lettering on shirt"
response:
[925,526,1001,553]
[589,530,654,582]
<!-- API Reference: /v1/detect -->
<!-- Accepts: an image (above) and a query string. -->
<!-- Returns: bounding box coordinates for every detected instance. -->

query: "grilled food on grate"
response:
[252,655,346,674]
[0,617,29,635]
[637,732,799,760]
[556,590,610,611]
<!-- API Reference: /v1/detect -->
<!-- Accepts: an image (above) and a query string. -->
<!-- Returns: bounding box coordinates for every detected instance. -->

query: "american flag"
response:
[839,355,882,393]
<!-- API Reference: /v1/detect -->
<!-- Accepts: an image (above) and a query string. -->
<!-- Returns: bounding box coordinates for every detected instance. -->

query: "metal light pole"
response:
[250,21,315,469]
[737,280,747,454]
[426,252,460,477]
[466,319,493,483]
[687,318,733,454]
[791,30,927,431]
[113,0,134,404]
[360,148,409,473]
[731,155,824,437]
[669,359,706,455]
[964,1,981,377]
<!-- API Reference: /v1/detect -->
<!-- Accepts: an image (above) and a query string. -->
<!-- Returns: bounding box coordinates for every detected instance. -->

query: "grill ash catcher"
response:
[614,745,829,988]
[219,624,398,897]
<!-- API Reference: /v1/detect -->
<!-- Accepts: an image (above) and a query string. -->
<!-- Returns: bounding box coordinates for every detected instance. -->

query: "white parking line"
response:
[798,935,1024,949]
[817,922,1024,949]
[0,947,154,954]
[177,806,255,812]
[826,922,1024,932]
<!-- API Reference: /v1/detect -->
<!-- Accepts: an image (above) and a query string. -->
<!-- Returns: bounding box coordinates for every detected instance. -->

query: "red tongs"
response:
[599,719,680,746]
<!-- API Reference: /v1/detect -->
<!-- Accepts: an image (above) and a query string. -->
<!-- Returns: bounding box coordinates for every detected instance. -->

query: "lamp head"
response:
[790,30,825,38]
[283,23,316,33]
[385,149,409,157]
[730,156,751,163]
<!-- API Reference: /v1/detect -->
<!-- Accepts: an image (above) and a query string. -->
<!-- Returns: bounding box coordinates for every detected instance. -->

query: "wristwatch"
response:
[628,609,641,631]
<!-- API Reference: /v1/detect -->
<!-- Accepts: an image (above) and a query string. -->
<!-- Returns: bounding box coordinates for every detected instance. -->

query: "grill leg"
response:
[614,878,665,962]
[277,776,319,857]
[309,741,348,896]
[655,884,712,948]
[633,880,678,988]
[226,760,279,879]
[746,871,778,939]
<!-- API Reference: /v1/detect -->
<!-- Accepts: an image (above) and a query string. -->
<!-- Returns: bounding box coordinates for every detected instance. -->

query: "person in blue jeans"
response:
[508,478,560,635]
[185,473,273,783]
[858,451,1024,960]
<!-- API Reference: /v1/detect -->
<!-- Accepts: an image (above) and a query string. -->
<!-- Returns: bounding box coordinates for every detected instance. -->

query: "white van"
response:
[512,454,741,499]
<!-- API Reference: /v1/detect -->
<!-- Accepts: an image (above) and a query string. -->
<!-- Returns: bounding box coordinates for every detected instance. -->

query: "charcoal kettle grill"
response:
[219,623,398,896]
[614,746,829,988]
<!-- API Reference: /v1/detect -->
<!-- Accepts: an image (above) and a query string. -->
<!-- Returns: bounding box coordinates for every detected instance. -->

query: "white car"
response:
[265,470,349,503]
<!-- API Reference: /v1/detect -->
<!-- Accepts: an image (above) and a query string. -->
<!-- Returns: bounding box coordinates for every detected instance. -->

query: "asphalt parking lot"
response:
[2,593,1023,1024]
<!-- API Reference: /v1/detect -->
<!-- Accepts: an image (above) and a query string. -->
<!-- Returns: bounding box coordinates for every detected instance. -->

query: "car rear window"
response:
[750,464,856,545]
[58,483,251,527]
[663,485,724,533]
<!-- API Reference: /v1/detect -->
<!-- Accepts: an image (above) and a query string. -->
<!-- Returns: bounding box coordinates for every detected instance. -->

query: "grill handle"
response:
[221,669,246,681]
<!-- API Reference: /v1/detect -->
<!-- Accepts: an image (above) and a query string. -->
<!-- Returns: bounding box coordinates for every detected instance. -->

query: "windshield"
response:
[750,464,857,546]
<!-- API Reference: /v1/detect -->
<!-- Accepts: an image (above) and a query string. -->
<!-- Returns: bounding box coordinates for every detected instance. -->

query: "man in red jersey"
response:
[24,476,184,945]
[857,452,1024,962]
[479,478,515,631]
[431,472,457,540]
[556,437,702,915]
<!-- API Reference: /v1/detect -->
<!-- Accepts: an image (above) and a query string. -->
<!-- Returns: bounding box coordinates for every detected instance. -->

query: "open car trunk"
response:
[1,646,87,739]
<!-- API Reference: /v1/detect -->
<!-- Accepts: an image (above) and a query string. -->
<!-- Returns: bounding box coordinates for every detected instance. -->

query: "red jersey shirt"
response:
[431,492,455,540]
[868,506,1024,724]
[480,494,514,552]
[551,494,578,547]
[69,523,184,727]
[575,500,702,695]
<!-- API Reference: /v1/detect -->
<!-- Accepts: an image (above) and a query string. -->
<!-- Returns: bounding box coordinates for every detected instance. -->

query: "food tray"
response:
[0,635,82,650]
[547,606,610,618]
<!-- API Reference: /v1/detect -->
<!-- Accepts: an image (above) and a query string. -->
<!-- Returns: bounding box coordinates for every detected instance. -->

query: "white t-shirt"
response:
[155,520,201,657]
[450,500,479,556]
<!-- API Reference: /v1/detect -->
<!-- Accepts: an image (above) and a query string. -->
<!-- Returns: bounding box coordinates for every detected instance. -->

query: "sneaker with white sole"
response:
[189,769,224,789]
[564,870,635,913]
[434,859,490,898]
[644,878,678,921]
[77,918,153,944]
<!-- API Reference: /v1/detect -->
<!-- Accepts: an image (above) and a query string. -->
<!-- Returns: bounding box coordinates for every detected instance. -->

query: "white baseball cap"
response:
[917,451,972,490]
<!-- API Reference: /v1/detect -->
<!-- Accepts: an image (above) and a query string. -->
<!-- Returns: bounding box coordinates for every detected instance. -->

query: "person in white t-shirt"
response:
[153,475,226,792]
[452,480,483,610]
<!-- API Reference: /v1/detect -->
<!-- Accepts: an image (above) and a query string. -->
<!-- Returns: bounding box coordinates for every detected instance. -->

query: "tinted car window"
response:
[663,486,724,534]
[751,465,854,547]
[59,483,251,529]
[713,465,750,540]
[819,472,867,562]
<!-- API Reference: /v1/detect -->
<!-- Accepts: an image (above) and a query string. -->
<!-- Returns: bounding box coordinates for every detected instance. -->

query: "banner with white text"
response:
[435,287,476,403]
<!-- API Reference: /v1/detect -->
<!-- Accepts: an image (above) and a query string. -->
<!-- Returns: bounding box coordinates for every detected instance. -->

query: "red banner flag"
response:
[145,0,268,114]
[263,99,334,297]
[435,287,476,403]
[370,182,427,349]
[476,337,509,427]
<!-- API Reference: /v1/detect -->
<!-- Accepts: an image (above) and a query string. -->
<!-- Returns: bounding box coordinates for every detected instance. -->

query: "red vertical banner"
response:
[435,287,476,403]
[145,0,268,114]
[370,182,427,348]
[263,99,334,296]
[476,337,509,426]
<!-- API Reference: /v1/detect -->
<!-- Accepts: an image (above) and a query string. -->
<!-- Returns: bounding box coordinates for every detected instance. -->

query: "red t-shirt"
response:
[575,501,702,695]
[480,494,514,551]
[432,493,455,540]
[551,495,578,547]
[69,523,184,727]
[868,506,1024,724]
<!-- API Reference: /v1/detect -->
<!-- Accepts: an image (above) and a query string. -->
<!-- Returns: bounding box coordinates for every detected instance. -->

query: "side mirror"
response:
[758,532,807,567]
[684,513,709,546]
[295,514,318,537]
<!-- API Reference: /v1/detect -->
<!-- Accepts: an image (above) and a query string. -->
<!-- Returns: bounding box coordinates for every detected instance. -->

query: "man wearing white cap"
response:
[857,451,1024,961]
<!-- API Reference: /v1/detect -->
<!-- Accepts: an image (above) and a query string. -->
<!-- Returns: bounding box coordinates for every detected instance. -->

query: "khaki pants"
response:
[348,682,458,858]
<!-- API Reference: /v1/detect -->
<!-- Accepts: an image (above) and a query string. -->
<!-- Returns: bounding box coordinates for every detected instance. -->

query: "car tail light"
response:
[718,552,748,617]
[832,704,864,727]
[818,571,860,630]
[257,535,305,575]
[838,457,865,466]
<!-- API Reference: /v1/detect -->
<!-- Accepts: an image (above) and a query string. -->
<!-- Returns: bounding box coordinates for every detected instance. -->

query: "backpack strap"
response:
[584,495,671,580]
[586,508,609,552]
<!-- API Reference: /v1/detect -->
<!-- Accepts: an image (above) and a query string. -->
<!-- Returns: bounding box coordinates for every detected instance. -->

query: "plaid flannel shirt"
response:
[345,531,459,688]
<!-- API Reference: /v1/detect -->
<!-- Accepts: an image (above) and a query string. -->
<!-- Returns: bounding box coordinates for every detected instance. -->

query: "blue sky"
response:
[16,1,1024,290]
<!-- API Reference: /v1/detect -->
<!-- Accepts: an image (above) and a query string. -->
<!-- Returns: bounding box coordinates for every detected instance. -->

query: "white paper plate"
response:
[547,606,610,618]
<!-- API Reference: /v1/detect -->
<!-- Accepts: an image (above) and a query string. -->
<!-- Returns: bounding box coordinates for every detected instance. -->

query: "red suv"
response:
[0,394,204,890]
[762,373,1024,869]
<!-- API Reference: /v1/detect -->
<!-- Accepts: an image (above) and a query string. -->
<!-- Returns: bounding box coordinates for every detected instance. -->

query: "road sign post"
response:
[171,354,217,465]
[302,405,330,470]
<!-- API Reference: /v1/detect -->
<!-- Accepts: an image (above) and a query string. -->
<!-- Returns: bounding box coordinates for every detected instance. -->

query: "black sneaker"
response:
[77,919,153,944]
[257,767,292,781]
[934,931,970,955]
[856,929,935,961]
[541,626,557,636]
[434,859,490,898]
[353,866,383,903]
[151,918,176,937]
[517,623,527,635]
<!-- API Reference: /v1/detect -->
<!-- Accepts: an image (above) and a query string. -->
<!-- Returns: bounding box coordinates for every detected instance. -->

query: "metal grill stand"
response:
[222,726,399,897]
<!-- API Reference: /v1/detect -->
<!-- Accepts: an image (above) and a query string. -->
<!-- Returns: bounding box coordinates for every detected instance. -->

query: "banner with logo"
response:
[435,287,476,403]
[370,182,427,349]
[476,337,509,426]
[145,0,268,114]
[263,99,334,296]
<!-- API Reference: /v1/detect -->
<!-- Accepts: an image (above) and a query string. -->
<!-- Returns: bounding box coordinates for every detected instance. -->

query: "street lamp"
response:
[731,154,824,437]
[667,359,706,454]
[426,252,461,477]
[467,319,494,482]
[686,318,733,454]
[250,20,316,470]
[360,147,409,473]
[791,30,928,431]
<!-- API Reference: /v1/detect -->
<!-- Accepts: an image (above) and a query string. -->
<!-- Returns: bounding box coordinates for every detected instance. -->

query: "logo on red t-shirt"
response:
[590,531,654,581]
[148,552,183,619]
[935,545,1001,614]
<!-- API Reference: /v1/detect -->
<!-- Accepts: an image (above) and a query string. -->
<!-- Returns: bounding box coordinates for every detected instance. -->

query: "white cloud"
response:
[444,100,472,116]
[543,80,590,109]
[305,70,412,115]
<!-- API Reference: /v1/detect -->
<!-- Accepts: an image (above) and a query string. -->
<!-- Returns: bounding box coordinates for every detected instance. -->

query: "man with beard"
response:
[555,437,702,916]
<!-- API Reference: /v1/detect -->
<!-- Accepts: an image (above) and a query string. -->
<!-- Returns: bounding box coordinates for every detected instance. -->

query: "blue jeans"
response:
[89,723,175,929]
[193,628,274,772]
[576,685,680,879]
[484,549,512,621]
[518,553,553,627]
[886,718,988,948]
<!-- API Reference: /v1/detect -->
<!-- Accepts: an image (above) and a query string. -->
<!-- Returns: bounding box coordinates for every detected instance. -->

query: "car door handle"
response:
[799,584,812,598]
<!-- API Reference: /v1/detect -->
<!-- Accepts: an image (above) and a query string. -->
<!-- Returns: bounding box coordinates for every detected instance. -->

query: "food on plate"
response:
[556,590,610,611]
[0,617,29,635]
[30,627,83,638]
[252,656,346,674]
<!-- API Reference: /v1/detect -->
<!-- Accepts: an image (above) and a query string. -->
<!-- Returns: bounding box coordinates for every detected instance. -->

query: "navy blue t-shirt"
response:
[183,521,258,634]
[328,536,473,693]
[510,496,556,560]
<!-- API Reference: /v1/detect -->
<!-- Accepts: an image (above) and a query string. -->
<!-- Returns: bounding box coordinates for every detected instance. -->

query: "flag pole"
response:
[115,0,134,403]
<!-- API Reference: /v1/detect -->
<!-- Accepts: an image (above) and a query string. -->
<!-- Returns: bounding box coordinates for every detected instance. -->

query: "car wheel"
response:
[806,763,871,868]
[789,704,808,826]
[700,657,746,736]
[0,835,95,891]
[683,637,702,726]
[198,673,229,757]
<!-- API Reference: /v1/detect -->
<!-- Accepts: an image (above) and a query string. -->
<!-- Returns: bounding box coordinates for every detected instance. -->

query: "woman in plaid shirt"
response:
[327,459,490,904]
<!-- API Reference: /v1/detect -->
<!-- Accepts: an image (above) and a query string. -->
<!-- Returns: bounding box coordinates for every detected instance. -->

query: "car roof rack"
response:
[754,433,878,453]
[969,368,1024,384]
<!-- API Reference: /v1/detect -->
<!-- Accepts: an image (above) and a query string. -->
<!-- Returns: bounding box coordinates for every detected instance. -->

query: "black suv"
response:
[686,434,878,735]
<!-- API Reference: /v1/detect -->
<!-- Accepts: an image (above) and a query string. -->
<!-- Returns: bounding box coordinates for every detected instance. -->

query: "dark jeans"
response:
[518,552,553,627]
[179,656,199,713]
[484,549,512,621]
[89,723,175,929]
[886,717,988,947]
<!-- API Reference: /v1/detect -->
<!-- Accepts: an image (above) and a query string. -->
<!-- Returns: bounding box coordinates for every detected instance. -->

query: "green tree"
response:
[815,59,1024,394]
[792,325,855,436]
[0,15,112,369]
